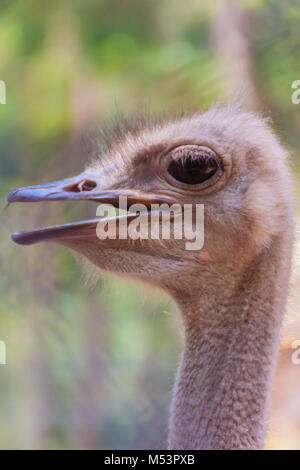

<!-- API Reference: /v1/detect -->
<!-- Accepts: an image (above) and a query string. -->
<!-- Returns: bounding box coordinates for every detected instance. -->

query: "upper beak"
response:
[7,172,174,245]
[7,172,160,205]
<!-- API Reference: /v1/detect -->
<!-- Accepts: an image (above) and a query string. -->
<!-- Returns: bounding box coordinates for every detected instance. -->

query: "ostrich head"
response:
[7,106,292,302]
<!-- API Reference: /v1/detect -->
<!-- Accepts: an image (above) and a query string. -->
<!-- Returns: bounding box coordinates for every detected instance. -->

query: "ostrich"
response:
[7,106,293,450]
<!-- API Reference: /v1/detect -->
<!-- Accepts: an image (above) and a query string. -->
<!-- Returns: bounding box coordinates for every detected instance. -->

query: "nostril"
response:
[64,180,97,193]
[64,183,81,193]
[81,180,97,191]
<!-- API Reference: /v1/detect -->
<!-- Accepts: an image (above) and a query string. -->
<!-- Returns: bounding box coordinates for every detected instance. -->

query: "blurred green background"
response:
[1,0,300,449]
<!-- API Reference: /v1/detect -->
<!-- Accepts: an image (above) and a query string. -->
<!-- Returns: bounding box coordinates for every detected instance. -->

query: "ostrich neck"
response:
[168,235,292,450]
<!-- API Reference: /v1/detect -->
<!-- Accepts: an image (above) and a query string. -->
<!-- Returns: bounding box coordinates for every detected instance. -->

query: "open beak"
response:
[7,172,173,246]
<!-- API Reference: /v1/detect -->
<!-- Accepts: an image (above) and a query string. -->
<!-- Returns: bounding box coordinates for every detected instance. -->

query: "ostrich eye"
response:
[167,146,220,186]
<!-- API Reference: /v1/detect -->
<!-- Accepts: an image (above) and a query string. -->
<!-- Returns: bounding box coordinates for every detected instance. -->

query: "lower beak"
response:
[7,173,173,245]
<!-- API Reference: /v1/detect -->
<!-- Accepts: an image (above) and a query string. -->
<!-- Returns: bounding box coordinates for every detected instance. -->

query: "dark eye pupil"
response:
[168,155,218,185]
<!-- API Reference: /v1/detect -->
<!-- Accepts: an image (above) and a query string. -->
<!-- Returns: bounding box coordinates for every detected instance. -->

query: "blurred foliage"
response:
[0,0,300,449]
